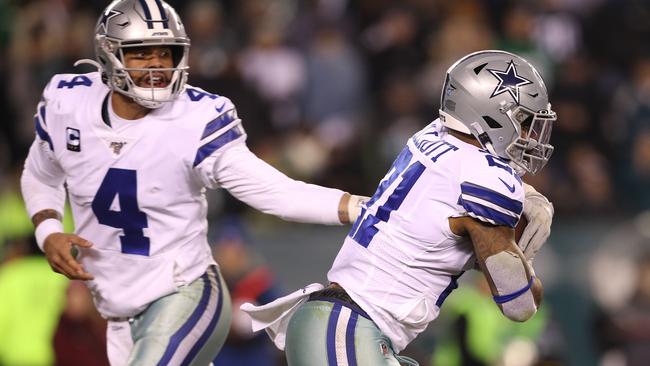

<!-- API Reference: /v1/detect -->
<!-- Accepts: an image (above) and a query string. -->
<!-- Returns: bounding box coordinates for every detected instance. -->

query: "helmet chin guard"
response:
[439,50,556,175]
[89,0,190,109]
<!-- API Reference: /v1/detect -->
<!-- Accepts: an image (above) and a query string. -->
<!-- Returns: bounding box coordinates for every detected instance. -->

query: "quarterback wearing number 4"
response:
[243,50,556,366]
[20,0,368,365]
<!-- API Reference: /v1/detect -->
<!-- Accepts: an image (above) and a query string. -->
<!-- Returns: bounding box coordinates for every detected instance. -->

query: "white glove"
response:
[519,183,554,260]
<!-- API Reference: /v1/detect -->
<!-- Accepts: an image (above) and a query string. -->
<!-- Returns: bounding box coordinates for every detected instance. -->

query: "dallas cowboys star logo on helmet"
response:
[98,8,123,33]
[487,60,532,104]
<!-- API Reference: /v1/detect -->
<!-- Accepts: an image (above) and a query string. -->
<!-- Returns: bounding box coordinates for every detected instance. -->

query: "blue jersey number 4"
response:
[91,168,150,256]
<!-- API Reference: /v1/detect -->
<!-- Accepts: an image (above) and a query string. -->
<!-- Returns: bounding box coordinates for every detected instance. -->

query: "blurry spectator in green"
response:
[0,168,36,258]
[433,274,548,366]
[0,237,68,366]
[0,167,76,365]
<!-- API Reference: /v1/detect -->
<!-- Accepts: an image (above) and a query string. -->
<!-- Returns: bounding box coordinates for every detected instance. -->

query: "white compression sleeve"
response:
[213,144,345,225]
[484,251,537,321]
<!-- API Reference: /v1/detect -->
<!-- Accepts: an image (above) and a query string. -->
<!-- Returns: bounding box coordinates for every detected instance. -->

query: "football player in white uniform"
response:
[20,1,366,365]
[242,50,556,366]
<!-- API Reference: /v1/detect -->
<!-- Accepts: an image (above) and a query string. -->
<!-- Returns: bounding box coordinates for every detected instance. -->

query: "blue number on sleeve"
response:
[91,168,150,256]
[186,88,219,102]
[349,148,425,247]
[485,155,522,184]
[57,75,93,89]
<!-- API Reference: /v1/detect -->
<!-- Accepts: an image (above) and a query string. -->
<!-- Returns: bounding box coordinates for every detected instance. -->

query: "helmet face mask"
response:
[504,104,555,175]
[93,0,190,109]
[439,50,557,175]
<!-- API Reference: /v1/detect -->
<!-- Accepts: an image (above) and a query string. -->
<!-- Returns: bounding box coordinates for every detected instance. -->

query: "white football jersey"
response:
[26,72,246,318]
[327,119,524,352]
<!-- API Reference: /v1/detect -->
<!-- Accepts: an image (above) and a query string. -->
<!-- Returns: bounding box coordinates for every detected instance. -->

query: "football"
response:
[515,215,528,243]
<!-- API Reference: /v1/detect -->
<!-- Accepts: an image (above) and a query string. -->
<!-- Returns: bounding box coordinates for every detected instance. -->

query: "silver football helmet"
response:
[89,0,190,108]
[439,50,556,175]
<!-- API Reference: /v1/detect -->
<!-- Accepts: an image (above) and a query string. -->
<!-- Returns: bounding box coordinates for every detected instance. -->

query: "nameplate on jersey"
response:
[66,127,81,152]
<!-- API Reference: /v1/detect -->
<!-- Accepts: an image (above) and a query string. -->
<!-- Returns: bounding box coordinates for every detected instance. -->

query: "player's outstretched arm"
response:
[450,216,543,322]
[212,144,367,225]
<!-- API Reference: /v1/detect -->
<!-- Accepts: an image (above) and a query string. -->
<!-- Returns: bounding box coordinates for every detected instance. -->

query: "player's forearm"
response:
[31,209,63,227]
[22,165,66,252]
[21,164,66,218]
[214,144,349,224]
[239,178,346,225]
[21,139,67,218]
[459,217,540,321]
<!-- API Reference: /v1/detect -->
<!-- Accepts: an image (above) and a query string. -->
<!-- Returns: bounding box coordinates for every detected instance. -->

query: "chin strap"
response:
[470,121,500,157]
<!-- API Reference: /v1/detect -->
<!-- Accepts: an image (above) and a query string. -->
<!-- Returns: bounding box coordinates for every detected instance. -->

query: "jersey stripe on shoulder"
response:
[459,182,522,227]
[34,98,53,151]
[193,126,244,167]
[34,116,53,151]
[200,110,237,139]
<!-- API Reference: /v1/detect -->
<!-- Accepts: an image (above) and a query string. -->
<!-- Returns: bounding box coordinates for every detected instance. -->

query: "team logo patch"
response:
[487,60,532,104]
[66,127,81,152]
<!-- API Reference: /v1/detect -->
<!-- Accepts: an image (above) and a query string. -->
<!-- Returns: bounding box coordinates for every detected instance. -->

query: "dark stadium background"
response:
[1,0,649,365]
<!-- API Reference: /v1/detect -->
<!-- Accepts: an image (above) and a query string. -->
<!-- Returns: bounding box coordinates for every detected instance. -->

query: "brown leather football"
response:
[515,215,528,243]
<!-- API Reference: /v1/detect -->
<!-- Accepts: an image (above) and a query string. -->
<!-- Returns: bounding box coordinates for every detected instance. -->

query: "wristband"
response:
[35,218,64,252]
[338,193,351,224]
[493,276,535,304]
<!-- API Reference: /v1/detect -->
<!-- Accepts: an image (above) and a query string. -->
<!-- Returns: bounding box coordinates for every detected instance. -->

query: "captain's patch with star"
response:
[487,60,532,104]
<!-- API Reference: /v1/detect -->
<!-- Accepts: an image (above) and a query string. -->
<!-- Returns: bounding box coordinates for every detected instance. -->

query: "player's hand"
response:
[519,183,554,260]
[43,233,94,280]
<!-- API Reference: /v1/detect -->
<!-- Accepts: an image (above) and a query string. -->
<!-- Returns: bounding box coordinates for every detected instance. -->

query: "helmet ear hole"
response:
[170,45,184,67]
[482,116,502,129]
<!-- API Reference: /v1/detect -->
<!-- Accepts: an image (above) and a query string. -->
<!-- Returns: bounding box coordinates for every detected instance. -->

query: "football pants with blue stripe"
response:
[285,300,418,366]
[107,265,232,366]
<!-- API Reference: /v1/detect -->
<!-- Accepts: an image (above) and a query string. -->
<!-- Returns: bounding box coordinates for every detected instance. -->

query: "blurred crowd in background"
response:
[1,0,650,365]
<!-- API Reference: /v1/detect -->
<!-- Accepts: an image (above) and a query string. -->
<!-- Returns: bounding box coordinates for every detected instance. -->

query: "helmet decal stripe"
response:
[138,0,155,29]
[153,0,169,29]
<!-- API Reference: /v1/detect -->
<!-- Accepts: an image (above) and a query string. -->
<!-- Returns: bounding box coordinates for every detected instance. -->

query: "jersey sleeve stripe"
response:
[461,199,519,227]
[461,194,519,218]
[39,105,47,125]
[34,116,54,151]
[200,110,237,139]
[460,182,523,214]
[193,126,243,167]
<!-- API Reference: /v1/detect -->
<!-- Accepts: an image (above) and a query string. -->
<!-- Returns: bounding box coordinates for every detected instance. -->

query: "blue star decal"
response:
[487,60,532,104]
[98,8,123,33]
